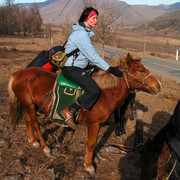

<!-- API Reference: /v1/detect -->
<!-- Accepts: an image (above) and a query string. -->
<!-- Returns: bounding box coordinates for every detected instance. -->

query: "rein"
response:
[123,70,152,89]
[153,154,177,180]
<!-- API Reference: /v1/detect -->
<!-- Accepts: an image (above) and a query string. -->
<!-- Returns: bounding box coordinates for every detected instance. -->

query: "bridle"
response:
[123,70,152,89]
[152,155,177,180]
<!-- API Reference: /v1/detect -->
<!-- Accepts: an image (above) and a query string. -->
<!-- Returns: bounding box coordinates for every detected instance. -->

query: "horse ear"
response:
[126,53,132,65]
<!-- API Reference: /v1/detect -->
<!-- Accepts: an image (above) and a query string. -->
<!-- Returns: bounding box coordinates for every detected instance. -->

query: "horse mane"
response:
[92,54,142,89]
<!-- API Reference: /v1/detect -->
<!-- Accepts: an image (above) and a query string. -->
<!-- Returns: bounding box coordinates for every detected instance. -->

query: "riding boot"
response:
[62,106,77,129]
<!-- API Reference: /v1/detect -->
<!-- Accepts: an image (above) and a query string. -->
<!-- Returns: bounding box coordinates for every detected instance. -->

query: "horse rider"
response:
[61,7,124,129]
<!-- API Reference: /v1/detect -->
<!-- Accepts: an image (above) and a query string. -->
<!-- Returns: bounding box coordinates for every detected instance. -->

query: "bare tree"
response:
[0,7,7,34]
[15,6,29,36]
[5,0,16,35]
[29,3,42,34]
[4,0,14,6]
[21,7,29,36]
[95,1,121,58]
[0,1,43,36]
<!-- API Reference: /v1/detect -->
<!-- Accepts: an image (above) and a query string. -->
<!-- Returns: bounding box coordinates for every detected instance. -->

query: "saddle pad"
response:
[50,79,83,124]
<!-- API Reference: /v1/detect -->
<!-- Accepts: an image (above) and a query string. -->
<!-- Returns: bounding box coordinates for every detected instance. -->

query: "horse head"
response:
[123,53,162,95]
[140,124,171,180]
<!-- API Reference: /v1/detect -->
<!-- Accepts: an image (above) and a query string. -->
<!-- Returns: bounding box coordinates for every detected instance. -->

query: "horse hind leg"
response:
[24,105,51,157]
[24,112,40,148]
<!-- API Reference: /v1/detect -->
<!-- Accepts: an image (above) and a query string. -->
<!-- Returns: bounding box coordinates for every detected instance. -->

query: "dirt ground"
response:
[0,35,180,180]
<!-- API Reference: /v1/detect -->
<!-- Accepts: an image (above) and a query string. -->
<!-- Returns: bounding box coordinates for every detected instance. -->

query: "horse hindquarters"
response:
[8,70,51,157]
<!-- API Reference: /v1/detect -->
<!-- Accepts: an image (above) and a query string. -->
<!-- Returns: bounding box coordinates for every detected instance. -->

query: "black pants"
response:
[62,66,101,110]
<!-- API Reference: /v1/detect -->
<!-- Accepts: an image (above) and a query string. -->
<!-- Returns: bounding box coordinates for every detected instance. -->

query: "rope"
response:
[105,142,144,154]
[166,160,177,180]
[124,73,130,89]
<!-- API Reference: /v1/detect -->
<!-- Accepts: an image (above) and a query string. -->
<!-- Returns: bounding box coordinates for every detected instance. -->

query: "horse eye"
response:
[140,70,145,73]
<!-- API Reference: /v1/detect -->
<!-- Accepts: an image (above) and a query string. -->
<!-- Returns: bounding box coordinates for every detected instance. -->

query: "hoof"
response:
[44,147,51,157]
[32,141,40,148]
[28,139,40,148]
[121,134,127,141]
[122,134,127,138]
[85,164,95,176]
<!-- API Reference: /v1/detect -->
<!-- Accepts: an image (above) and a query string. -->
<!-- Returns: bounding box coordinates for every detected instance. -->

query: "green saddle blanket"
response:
[50,72,83,124]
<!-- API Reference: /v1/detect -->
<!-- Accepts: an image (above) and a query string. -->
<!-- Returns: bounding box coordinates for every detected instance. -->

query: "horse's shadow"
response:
[38,113,74,150]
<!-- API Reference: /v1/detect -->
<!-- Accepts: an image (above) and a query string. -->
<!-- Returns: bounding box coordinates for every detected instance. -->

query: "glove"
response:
[108,66,123,78]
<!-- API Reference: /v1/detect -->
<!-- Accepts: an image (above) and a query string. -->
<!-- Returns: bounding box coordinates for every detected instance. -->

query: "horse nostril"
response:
[158,84,162,91]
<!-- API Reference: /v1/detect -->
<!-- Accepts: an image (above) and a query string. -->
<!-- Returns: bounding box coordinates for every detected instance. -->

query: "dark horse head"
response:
[141,100,180,180]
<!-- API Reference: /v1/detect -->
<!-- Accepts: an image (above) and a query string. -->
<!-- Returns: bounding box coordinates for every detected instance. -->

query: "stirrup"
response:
[64,114,74,123]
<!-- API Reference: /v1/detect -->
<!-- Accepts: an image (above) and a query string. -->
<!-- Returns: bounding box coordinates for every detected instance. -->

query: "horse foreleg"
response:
[24,112,40,148]
[85,122,100,175]
[114,109,121,137]
[114,108,127,138]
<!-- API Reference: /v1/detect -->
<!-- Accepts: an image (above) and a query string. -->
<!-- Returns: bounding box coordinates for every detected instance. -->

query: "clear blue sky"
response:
[120,0,179,5]
[0,0,179,5]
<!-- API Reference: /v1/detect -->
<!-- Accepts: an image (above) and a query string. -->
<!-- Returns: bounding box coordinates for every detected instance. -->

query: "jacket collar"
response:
[73,22,94,37]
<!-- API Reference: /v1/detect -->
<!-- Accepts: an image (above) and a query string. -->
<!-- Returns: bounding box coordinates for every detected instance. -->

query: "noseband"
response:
[124,70,152,89]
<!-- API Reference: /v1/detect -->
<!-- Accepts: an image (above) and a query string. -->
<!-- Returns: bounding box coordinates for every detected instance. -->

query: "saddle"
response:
[50,65,99,126]
[50,72,84,125]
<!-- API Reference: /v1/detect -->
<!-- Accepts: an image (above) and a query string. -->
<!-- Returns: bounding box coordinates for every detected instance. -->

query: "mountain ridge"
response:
[21,0,180,25]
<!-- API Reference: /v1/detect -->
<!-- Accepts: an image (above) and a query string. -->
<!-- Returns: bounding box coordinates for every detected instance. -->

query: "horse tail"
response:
[8,75,23,130]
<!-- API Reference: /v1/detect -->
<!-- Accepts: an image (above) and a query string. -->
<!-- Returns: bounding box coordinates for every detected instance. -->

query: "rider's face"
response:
[85,15,98,29]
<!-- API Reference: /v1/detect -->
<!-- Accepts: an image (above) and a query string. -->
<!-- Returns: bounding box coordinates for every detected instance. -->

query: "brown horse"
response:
[8,53,161,175]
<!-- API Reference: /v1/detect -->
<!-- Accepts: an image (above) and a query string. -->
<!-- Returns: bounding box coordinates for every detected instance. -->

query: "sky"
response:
[0,0,179,6]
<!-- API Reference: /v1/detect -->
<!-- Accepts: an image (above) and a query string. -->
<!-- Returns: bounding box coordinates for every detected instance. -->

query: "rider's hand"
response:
[107,66,123,78]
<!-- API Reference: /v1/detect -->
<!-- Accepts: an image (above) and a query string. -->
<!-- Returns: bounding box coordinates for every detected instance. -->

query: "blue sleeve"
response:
[73,30,110,71]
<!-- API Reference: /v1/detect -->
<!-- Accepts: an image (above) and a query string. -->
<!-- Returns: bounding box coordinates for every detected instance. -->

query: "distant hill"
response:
[134,8,180,31]
[157,2,180,11]
[21,0,180,25]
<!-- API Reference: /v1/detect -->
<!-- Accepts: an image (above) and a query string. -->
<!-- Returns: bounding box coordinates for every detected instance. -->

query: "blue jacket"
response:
[64,22,110,71]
